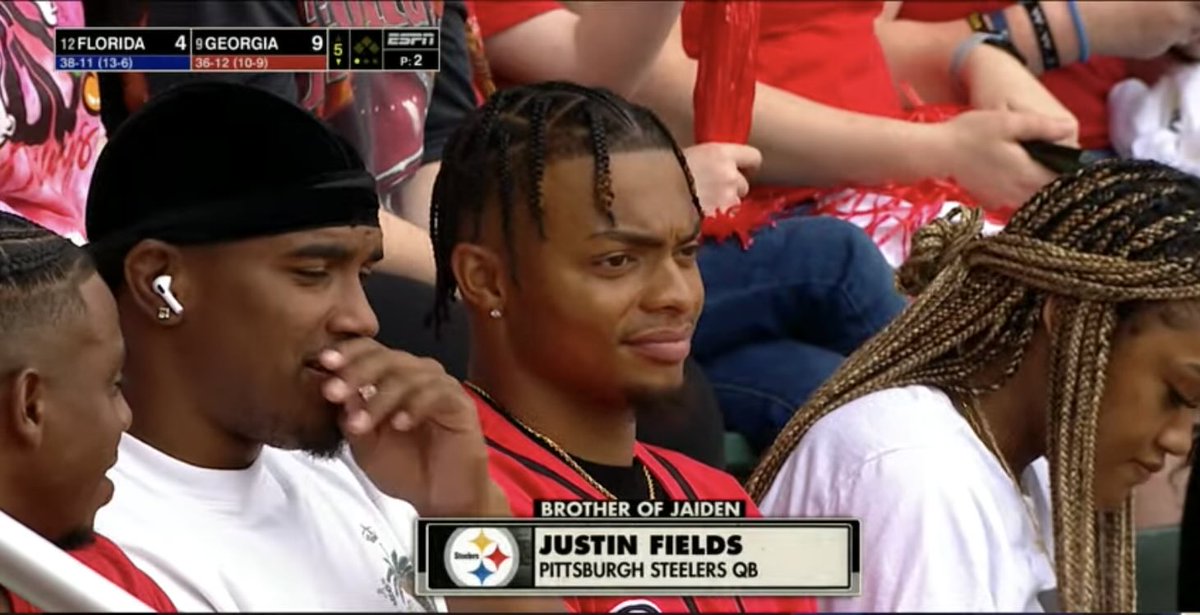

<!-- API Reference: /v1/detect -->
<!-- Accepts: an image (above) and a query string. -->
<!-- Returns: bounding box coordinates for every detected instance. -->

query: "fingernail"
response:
[318,349,343,368]
[391,412,412,431]
[350,411,371,433]
[324,378,349,401]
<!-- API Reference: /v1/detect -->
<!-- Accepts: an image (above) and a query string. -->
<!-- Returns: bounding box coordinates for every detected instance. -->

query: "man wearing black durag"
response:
[86,82,563,613]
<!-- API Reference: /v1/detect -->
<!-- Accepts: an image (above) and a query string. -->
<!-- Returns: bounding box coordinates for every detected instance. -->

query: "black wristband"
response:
[1021,0,1060,70]
[982,36,1028,67]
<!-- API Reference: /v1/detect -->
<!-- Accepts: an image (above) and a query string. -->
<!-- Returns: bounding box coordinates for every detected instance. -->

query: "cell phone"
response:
[1021,141,1088,175]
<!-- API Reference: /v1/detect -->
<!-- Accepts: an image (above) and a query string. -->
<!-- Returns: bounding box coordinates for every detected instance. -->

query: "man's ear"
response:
[124,239,187,325]
[2,368,45,449]
[451,242,508,317]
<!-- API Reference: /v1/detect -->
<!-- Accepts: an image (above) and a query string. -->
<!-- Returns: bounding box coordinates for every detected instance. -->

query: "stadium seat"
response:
[1137,525,1180,613]
[724,432,758,481]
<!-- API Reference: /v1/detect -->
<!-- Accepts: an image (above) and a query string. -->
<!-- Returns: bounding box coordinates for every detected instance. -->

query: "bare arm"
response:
[377,210,436,284]
[396,162,441,231]
[632,20,955,188]
[489,7,946,188]
[875,2,1083,105]
[371,161,443,284]
[632,20,1072,208]
[878,1,1200,104]
[483,2,682,97]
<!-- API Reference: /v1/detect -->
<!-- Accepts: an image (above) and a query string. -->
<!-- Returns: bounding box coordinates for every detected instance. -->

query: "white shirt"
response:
[759,385,1057,612]
[96,434,445,612]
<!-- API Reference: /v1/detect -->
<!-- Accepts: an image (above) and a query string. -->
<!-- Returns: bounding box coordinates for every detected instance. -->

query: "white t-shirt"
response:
[759,385,1057,612]
[96,434,446,612]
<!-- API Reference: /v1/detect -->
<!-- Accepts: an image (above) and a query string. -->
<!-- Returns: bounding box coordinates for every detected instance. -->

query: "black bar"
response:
[382,28,439,50]
[383,49,439,71]
[191,28,327,56]
[348,29,384,70]
[56,28,190,56]
[327,28,350,71]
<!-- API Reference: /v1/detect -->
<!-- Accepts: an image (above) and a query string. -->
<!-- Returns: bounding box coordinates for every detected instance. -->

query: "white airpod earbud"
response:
[152,275,185,315]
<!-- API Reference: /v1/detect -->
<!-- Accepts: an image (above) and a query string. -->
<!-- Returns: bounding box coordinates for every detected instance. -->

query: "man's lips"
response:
[1135,459,1165,475]
[623,328,693,364]
[303,360,336,377]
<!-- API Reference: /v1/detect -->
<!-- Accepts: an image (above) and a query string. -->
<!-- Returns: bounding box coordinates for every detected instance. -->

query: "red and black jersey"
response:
[470,389,815,614]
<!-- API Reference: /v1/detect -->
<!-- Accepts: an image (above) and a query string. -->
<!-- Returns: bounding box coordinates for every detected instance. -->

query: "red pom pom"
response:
[692,15,1014,253]
[693,1,761,145]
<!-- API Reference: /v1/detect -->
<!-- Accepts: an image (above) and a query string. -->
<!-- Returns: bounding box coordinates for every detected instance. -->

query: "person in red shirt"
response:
[428,81,816,614]
[0,212,174,612]
[475,1,1074,215]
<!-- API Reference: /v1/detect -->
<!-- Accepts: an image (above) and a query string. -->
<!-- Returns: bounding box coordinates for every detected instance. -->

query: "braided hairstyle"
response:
[429,81,701,334]
[0,212,95,361]
[747,159,1200,612]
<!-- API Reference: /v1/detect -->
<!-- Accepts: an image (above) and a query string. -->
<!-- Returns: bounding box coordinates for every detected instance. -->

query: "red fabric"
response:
[897,0,1130,151]
[692,1,760,145]
[687,0,985,248]
[468,0,561,92]
[6,535,176,613]
[683,1,900,119]
[682,0,983,248]
[463,2,491,103]
[471,0,560,39]
[474,391,815,614]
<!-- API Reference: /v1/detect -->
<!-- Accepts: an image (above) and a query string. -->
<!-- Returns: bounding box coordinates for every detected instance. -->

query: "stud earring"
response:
[489,308,502,319]
[157,306,172,321]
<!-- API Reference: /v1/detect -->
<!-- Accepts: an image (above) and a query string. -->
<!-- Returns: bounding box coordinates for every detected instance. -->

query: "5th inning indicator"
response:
[54,27,440,72]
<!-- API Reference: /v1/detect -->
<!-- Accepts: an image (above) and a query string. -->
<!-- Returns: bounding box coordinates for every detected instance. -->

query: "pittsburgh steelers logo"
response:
[444,527,519,588]
[610,599,664,613]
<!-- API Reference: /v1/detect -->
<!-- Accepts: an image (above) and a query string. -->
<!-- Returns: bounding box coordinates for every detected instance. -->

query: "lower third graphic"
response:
[444,527,520,588]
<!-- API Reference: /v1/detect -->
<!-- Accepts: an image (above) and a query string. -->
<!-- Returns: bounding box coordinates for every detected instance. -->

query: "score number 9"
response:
[312,34,324,51]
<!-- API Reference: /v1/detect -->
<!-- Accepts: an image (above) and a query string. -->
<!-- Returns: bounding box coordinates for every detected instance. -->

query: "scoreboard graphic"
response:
[54,27,440,72]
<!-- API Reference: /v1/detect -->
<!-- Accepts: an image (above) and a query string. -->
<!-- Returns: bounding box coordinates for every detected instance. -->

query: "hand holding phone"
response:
[1020,141,1088,175]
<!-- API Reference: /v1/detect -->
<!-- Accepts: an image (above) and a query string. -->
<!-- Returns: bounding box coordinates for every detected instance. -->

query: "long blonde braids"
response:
[746,159,1200,612]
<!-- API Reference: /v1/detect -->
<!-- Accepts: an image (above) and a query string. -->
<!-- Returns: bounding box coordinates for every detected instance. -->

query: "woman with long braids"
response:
[750,159,1200,612]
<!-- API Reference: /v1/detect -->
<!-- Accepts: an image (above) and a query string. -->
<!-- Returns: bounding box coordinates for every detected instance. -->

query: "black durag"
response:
[85,82,380,287]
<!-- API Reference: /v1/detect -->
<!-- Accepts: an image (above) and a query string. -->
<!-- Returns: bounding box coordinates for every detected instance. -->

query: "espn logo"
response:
[385,29,437,49]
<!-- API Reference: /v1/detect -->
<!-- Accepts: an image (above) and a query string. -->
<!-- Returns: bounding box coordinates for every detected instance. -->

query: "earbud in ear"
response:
[151,275,184,315]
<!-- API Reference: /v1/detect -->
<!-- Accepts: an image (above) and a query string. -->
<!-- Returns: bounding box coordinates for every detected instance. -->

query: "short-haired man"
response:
[0,212,174,612]
[85,82,558,612]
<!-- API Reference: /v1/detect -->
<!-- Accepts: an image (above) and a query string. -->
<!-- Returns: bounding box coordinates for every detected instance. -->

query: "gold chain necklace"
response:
[961,395,1049,556]
[464,381,656,501]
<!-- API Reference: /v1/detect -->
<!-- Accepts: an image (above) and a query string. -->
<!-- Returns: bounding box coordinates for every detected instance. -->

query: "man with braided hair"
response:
[0,212,175,612]
[431,82,814,614]
[751,158,1200,612]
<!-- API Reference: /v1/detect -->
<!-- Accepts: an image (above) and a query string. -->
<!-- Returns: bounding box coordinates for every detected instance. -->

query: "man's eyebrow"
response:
[286,243,353,260]
[285,243,383,264]
[588,220,702,246]
[587,229,666,248]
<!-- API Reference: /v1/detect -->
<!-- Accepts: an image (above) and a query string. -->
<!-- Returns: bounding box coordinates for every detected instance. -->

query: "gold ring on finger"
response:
[357,383,379,402]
